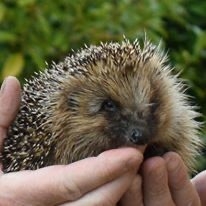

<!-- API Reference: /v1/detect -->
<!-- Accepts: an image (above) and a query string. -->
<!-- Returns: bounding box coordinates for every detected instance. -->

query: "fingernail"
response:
[0,78,8,94]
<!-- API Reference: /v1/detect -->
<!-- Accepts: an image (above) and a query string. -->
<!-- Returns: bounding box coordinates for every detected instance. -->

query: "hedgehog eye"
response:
[101,99,117,112]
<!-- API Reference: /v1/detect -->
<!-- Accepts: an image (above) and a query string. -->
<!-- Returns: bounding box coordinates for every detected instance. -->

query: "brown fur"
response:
[1,39,202,173]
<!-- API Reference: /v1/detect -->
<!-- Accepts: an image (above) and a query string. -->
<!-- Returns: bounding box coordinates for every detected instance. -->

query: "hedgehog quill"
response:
[1,38,202,173]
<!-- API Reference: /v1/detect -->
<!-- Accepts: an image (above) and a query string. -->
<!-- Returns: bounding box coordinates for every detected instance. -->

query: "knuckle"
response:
[149,185,168,197]
[62,179,83,201]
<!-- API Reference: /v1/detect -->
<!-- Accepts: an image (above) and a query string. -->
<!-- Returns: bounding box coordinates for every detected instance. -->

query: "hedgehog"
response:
[1,38,202,173]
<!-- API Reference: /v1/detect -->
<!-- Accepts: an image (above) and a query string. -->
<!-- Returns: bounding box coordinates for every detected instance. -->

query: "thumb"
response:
[0,77,21,171]
[0,77,21,145]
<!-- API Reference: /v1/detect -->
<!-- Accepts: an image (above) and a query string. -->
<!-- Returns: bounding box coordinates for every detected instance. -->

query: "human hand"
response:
[119,152,202,206]
[0,76,144,206]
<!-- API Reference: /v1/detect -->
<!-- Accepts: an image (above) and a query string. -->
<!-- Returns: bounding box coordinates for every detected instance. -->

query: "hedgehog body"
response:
[1,38,202,173]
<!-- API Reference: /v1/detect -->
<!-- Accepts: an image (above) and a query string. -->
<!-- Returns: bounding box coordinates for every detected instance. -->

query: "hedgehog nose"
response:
[129,128,147,145]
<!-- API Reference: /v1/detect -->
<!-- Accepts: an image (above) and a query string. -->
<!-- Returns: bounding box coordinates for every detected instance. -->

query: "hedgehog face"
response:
[47,41,200,168]
[53,64,170,163]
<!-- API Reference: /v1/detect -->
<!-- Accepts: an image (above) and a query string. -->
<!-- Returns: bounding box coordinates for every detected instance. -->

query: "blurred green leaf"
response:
[0,3,6,22]
[17,0,36,7]
[1,53,24,80]
[0,31,17,43]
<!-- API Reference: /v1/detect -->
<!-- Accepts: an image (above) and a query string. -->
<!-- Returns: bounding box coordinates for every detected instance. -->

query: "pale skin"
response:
[0,76,205,206]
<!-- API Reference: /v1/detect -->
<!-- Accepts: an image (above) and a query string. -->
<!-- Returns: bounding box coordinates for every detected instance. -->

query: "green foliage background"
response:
[0,0,206,172]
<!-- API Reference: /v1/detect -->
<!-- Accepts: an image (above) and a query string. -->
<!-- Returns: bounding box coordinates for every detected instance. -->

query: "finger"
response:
[0,76,21,144]
[164,152,201,206]
[61,171,136,206]
[118,175,143,206]
[142,157,175,206]
[0,148,143,206]
[191,171,206,205]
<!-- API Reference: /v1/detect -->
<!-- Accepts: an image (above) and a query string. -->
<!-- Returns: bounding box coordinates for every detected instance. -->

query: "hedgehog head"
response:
[46,40,200,168]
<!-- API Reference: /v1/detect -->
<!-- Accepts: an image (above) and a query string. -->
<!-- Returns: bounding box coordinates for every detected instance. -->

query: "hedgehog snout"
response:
[114,113,152,146]
[128,126,150,145]
[129,128,143,144]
